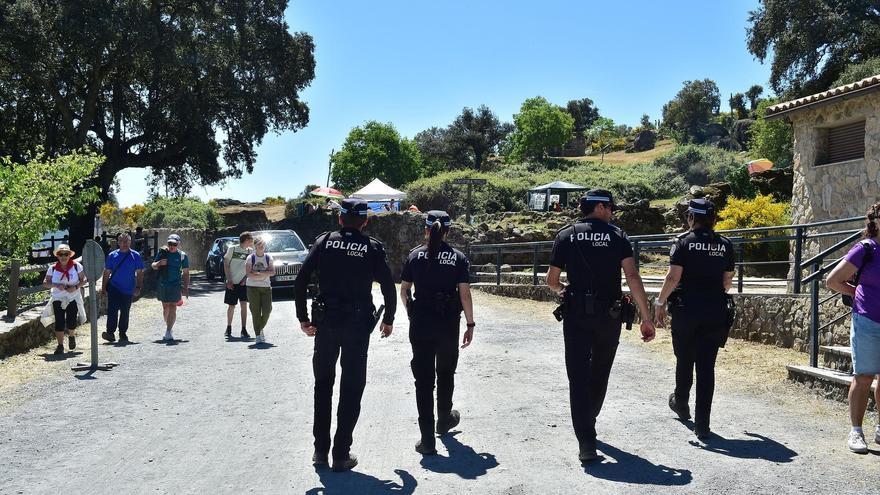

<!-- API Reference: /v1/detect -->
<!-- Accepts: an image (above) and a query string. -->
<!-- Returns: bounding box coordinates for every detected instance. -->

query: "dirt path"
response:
[0,277,876,494]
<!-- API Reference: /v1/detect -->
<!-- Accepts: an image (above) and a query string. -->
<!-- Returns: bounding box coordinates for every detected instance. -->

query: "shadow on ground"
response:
[40,351,83,362]
[688,431,798,462]
[304,467,417,495]
[419,432,498,479]
[583,441,692,486]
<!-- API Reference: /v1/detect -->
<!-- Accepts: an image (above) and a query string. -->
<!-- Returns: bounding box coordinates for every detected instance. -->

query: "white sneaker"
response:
[163,330,173,341]
[875,426,880,445]
[848,430,869,454]
[260,332,267,343]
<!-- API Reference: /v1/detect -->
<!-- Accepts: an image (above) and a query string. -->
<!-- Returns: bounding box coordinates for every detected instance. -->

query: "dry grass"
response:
[563,139,676,166]
[217,203,287,222]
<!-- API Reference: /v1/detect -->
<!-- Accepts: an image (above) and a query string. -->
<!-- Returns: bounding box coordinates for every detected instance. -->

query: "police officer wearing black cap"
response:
[546,189,656,462]
[399,210,475,456]
[293,197,397,472]
[653,198,734,440]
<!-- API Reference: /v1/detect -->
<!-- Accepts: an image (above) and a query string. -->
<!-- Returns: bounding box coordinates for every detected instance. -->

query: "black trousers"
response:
[409,313,460,442]
[562,314,621,445]
[312,312,372,459]
[52,300,78,333]
[106,284,133,334]
[670,307,726,430]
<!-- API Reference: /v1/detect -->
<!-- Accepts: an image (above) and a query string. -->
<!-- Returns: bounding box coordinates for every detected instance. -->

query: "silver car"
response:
[250,229,309,289]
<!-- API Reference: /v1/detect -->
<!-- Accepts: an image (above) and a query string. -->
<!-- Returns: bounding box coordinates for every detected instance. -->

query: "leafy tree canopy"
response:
[509,97,575,162]
[331,121,422,191]
[414,106,512,172]
[0,149,101,257]
[0,0,315,247]
[564,98,600,133]
[729,93,747,119]
[832,57,880,87]
[747,1,880,96]
[749,99,793,168]
[661,79,720,144]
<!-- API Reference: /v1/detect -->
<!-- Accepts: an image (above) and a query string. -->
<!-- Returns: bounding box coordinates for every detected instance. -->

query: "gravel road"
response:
[0,276,876,494]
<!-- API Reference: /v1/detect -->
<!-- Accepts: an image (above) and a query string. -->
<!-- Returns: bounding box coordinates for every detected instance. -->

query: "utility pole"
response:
[326,148,334,187]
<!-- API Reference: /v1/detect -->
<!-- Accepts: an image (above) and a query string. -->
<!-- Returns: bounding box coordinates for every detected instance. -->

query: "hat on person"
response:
[687,198,716,216]
[425,210,452,227]
[54,244,75,257]
[580,189,616,211]
[167,234,181,244]
[339,198,370,218]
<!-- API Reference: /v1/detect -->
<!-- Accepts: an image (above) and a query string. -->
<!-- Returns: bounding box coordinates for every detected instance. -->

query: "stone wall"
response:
[473,284,852,351]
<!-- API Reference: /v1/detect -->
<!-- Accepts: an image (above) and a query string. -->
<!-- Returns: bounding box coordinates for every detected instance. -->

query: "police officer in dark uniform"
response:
[293,198,397,472]
[653,198,735,440]
[399,210,475,456]
[546,189,656,462]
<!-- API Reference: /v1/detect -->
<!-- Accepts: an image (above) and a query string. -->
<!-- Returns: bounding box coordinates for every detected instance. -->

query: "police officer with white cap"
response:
[294,197,397,472]
[546,189,656,462]
[400,210,475,456]
[654,197,735,440]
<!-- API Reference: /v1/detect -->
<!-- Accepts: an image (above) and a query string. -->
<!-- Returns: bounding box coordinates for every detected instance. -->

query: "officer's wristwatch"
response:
[466,322,476,328]
[653,298,666,308]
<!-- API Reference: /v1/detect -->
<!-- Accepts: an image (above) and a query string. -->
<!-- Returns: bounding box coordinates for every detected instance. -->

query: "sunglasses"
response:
[57,253,71,257]
[167,242,178,246]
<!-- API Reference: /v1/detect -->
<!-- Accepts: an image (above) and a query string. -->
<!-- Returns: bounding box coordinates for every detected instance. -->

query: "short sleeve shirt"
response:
[224,245,252,284]
[155,249,189,287]
[46,262,84,297]
[669,228,735,294]
[401,242,470,300]
[844,239,880,323]
[550,219,633,300]
[246,253,273,288]
[105,249,145,295]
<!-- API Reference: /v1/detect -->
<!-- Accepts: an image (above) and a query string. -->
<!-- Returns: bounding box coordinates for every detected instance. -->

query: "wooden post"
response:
[6,259,21,320]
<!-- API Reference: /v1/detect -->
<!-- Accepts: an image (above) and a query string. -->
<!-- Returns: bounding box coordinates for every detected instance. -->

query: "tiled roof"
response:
[765,74,880,119]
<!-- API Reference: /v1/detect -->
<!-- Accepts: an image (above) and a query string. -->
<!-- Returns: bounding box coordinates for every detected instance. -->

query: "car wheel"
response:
[206,263,215,281]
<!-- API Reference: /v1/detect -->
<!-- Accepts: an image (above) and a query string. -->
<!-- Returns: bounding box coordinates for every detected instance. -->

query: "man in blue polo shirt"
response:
[100,233,145,343]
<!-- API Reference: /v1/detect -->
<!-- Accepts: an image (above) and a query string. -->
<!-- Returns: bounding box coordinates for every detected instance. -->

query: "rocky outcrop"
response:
[218,208,269,227]
[750,167,794,202]
[731,119,755,150]
[630,130,657,152]
[614,200,667,235]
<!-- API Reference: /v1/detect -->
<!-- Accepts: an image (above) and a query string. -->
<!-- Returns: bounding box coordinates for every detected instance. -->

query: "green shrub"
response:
[726,165,757,199]
[652,144,741,186]
[405,170,528,217]
[749,99,793,168]
[262,196,286,206]
[140,196,222,230]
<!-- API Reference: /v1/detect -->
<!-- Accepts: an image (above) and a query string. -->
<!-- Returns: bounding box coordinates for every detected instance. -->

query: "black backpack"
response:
[842,240,874,307]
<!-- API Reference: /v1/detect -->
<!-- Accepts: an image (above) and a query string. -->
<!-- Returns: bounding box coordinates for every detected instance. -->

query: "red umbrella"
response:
[310,187,344,199]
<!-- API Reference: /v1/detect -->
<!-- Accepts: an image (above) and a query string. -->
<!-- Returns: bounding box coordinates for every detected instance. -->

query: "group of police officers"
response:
[293,190,735,471]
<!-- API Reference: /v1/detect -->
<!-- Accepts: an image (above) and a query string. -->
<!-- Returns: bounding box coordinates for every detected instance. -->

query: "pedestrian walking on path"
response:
[40,244,87,355]
[245,236,274,343]
[400,210,475,456]
[827,201,880,455]
[100,233,145,344]
[546,189,655,462]
[294,198,397,472]
[151,234,190,341]
[224,232,254,339]
[653,198,735,440]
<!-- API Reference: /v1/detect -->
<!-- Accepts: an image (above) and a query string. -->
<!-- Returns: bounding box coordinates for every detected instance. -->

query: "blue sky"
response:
[115,0,771,207]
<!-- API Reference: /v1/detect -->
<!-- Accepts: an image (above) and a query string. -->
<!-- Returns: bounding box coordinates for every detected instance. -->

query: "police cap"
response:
[340,198,370,218]
[425,210,452,227]
[688,198,716,216]
[581,189,616,211]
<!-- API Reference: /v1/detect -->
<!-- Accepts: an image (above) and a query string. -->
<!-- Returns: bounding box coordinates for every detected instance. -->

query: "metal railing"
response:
[469,216,866,369]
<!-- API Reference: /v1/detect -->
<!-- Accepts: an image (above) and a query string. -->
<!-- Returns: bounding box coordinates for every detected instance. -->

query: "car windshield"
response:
[261,233,305,253]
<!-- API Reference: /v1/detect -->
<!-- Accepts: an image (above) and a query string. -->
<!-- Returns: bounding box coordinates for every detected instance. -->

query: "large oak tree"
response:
[0,1,315,250]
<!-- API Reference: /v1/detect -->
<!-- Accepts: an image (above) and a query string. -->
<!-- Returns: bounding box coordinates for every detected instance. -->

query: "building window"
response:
[816,120,866,166]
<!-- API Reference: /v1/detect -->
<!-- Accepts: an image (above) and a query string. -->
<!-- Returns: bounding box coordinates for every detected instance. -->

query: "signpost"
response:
[71,240,118,372]
[452,178,487,224]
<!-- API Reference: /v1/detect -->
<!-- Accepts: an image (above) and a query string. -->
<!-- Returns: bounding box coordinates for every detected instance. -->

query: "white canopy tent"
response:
[350,178,407,201]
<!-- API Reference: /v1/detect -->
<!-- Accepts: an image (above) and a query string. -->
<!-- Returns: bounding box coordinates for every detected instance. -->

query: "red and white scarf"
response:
[53,260,76,282]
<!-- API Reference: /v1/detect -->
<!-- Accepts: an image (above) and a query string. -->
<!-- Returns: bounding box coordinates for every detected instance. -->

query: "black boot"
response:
[118,332,129,344]
[669,392,691,421]
[415,438,437,455]
[436,410,460,435]
[68,335,76,350]
[312,450,329,466]
[53,344,64,355]
[578,440,598,462]
[331,453,358,472]
[101,331,116,343]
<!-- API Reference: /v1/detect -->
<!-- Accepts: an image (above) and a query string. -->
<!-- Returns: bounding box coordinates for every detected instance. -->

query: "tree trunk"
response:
[68,158,120,254]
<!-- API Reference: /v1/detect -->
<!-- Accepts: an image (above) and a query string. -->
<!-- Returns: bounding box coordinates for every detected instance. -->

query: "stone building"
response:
[766,75,880,227]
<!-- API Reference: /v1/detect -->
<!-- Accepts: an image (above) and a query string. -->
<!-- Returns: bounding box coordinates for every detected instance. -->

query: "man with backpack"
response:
[101,233,145,343]
[152,234,190,341]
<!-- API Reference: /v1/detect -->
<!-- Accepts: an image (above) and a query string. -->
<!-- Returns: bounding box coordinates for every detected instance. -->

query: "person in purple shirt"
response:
[827,201,880,454]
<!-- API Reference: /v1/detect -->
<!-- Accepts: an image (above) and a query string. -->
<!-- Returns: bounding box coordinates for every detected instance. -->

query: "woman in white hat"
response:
[40,244,87,355]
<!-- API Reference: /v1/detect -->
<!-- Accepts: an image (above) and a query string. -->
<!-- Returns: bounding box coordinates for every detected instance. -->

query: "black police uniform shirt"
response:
[669,228,735,294]
[401,242,470,300]
[294,227,396,325]
[550,219,634,300]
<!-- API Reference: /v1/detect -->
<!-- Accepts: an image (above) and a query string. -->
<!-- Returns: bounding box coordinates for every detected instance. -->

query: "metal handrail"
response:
[800,231,863,269]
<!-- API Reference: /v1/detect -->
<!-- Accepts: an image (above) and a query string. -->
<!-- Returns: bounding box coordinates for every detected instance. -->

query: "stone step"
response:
[820,345,853,373]
[787,364,877,403]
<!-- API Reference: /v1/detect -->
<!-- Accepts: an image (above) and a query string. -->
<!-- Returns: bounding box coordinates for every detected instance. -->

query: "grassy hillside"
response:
[562,139,676,166]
